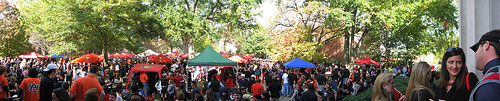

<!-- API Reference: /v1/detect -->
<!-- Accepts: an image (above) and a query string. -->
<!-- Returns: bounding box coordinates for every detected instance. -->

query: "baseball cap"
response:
[470,30,500,54]
[43,64,58,72]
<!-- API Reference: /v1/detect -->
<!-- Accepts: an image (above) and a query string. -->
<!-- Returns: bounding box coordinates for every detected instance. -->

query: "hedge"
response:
[343,76,409,101]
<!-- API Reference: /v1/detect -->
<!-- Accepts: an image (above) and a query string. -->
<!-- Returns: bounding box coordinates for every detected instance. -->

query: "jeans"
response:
[282,83,290,97]
[212,92,220,100]
[291,89,298,100]
[142,83,148,97]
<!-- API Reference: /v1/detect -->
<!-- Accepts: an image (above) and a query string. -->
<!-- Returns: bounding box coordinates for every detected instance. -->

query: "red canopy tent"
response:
[229,56,247,63]
[18,52,48,59]
[120,52,135,58]
[387,59,394,62]
[125,64,167,90]
[180,54,189,59]
[74,53,103,63]
[147,54,172,63]
[221,53,230,58]
[240,55,253,60]
[354,57,381,65]
[110,53,123,58]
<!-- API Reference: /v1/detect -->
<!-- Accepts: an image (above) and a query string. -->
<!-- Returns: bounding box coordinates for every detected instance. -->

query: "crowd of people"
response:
[0,30,499,101]
[0,54,390,101]
[0,51,416,101]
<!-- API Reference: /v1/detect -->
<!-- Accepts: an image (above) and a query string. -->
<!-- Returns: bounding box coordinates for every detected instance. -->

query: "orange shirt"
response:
[19,78,40,101]
[313,80,317,87]
[0,75,8,98]
[140,73,148,83]
[70,75,104,101]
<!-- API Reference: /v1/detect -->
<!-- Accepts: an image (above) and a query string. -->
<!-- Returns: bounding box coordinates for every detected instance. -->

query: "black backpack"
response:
[210,80,220,92]
[219,87,230,100]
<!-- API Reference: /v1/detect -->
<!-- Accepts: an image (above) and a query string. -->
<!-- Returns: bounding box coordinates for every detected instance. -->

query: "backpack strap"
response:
[469,66,500,101]
[467,72,471,90]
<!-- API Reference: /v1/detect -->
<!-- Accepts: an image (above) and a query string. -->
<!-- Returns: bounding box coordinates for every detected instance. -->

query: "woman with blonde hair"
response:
[406,62,436,101]
[372,72,394,101]
[372,72,406,101]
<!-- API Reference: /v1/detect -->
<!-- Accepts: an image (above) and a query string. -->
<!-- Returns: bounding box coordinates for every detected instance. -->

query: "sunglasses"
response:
[446,48,463,52]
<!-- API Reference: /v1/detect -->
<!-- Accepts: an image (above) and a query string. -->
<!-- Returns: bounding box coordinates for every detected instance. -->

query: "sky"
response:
[254,0,279,28]
[4,0,16,6]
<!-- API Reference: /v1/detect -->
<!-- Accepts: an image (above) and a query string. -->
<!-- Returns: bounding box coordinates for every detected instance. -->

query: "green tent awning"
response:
[188,46,237,66]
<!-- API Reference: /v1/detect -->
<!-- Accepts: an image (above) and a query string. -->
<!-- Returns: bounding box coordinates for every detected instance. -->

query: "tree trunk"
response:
[170,44,173,53]
[349,9,357,64]
[223,39,227,52]
[183,39,189,54]
[102,48,108,67]
[189,39,194,54]
[343,31,350,65]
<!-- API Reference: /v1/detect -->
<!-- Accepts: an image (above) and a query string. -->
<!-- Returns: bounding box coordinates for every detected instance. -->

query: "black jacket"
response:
[435,73,478,101]
[301,89,317,101]
[40,75,56,101]
[411,89,434,101]
[268,81,281,98]
[288,73,296,85]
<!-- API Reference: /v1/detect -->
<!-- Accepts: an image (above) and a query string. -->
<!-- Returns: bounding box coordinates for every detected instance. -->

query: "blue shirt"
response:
[331,80,337,90]
[167,85,175,94]
[474,58,500,101]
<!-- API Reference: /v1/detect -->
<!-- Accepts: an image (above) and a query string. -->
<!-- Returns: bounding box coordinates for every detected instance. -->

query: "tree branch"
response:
[206,0,219,19]
[193,0,199,13]
[322,27,344,43]
[184,0,190,11]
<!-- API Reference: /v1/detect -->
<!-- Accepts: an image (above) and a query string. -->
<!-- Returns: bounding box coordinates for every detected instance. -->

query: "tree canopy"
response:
[0,1,31,56]
[2,0,460,66]
[270,0,459,64]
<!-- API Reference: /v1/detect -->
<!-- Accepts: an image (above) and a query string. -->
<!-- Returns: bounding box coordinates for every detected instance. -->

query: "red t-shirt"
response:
[19,78,40,101]
[140,73,148,83]
[104,94,110,101]
[0,75,8,98]
[174,76,183,87]
[216,75,222,81]
[70,75,104,101]
[226,78,235,88]
[251,83,264,95]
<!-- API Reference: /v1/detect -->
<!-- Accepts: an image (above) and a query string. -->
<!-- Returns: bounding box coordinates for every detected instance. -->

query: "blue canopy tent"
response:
[284,58,317,68]
[47,55,64,58]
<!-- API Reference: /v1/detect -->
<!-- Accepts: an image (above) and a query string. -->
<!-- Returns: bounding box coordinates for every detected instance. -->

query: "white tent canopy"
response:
[137,49,159,57]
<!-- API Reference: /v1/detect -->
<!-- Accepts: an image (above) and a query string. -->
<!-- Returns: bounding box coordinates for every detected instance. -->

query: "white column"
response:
[460,0,500,76]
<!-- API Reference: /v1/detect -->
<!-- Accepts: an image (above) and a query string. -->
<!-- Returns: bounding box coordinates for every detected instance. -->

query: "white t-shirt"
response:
[282,73,288,84]
[115,65,120,71]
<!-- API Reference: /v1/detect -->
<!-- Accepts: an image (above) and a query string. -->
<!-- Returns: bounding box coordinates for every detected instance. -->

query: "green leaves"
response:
[0,1,31,56]
[152,0,261,53]
[237,27,270,55]
[19,0,146,55]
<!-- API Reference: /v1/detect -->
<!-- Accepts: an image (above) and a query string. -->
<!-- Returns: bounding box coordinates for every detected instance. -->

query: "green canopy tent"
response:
[188,46,237,66]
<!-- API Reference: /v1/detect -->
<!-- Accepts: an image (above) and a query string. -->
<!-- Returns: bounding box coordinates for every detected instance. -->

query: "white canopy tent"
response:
[136,49,159,57]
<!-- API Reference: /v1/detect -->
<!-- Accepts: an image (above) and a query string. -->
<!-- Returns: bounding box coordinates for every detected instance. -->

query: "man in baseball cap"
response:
[40,64,58,101]
[469,29,500,101]
[43,64,58,72]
